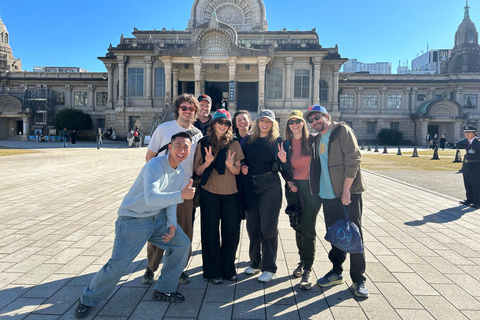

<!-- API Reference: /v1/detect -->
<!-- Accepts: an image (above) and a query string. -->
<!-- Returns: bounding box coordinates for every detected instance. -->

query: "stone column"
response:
[257,57,268,110]
[427,87,435,101]
[355,87,363,114]
[65,85,73,108]
[106,63,114,110]
[88,85,95,110]
[172,68,179,101]
[455,87,463,105]
[379,87,387,114]
[312,56,322,105]
[201,69,206,94]
[161,57,172,104]
[145,56,153,106]
[117,56,126,107]
[331,66,340,114]
[228,57,237,111]
[284,57,294,108]
[454,121,461,140]
[411,87,418,112]
[193,57,202,97]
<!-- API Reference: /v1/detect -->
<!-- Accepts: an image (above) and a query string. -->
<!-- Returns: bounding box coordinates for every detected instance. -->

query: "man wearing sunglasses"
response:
[303,105,369,298]
[144,94,203,286]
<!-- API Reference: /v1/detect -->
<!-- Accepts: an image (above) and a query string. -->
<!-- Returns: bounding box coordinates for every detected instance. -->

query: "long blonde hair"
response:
[249,118,280,144]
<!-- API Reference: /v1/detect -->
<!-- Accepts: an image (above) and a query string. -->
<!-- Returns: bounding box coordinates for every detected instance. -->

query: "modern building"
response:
[410,49,451,74]
[0,0,479,145]
[32,67,88,73]
[342,59,392,74]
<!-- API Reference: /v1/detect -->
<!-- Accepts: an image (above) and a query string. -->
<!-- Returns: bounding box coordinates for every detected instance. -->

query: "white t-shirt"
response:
[147,120,203,187]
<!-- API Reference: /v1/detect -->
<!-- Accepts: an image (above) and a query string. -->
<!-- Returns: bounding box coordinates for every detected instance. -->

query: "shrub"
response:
[54,108,92,131]
[377,128,404,145]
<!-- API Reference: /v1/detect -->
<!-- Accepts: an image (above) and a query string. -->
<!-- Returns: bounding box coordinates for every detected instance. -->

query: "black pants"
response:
[200,188,241,279]
[322,193,366,283]
[462,164,480,205]
[246,173,282,273]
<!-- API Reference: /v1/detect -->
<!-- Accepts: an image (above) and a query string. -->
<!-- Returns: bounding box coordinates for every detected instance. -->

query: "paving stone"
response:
[395,309,435,320]
[198,302,233,320]
[416,295,469,320]
[0,298,45,320]
[392,272,439,296]
[430,283,480,310]
[329,306,368,320]
[356,293,401,320]
[232,289,265,319]
[375,282,423,309]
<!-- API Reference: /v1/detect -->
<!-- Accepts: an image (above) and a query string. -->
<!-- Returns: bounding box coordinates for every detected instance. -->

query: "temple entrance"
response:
[178,82,195,95]
[205,81,229,111]
[427,124,439,137]
[237,82,258,112]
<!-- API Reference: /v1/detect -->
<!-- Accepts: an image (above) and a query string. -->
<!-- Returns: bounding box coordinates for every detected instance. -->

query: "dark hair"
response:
[232,110,252,136]
[171,131,192,143]
[207,122,234,154]
[173,94,199,122]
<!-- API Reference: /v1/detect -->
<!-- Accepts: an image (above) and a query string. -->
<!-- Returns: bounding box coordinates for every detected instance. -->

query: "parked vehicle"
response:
[451,138,468,149]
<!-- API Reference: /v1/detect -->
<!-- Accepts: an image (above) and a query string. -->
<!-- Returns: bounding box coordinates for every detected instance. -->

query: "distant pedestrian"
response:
[127,129,134,148]
[35,131,40,143]
[439,134,446,150]
[96,128,103,150]
[62,128,67,148]
[111,129,117,140]
[71,130,77,145]
[134,129,141,148]
[426,133,432,149]
[459,126,480,209]
[433,134,438,149]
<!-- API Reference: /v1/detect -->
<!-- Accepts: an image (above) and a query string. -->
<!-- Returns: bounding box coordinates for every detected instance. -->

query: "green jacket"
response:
[309,121,366,198]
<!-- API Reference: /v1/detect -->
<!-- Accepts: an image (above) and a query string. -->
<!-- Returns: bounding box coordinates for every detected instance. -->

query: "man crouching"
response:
[75,132,196,319]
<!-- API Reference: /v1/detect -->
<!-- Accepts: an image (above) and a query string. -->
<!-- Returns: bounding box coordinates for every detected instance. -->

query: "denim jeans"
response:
[80,212,190,307]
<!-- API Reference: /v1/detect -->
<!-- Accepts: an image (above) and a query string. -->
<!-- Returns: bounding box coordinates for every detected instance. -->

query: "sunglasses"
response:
[288,119,303,125]
[307,114,323,123]
[180,106,196,112]
[217,120,231,127]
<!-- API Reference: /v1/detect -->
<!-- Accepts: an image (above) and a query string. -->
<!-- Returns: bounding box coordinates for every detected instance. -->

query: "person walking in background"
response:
[194,109,244,284]
[142,94,203,286]
[193,94,213,135]
[134,129,141,148]
[71,129,77,145]
[278,110,321,290]
[433,134,438,149]
[111,128,117,140]
[74,132,195,319]
[96,128,103,150]
[62,128,68,148]
[426,132,432,149]
[304,105,369,298]
[459,126,480,209]
[440,134,447,150]
[241,110,284,283]
[127,129,134,147]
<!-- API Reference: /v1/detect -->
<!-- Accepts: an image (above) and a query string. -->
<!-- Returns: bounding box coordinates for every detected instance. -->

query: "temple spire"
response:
[465,1,470,20]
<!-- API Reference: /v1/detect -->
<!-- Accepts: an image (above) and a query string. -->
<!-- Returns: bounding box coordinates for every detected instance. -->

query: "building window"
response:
[96,92,108,106]
[464,94,477,109]
[97,119,105,131]
[390,122,400,131]
[56,91,65,105]
[35,111,47,124]
[363,94,378,109]
[434,94,443,100]
[74,91,88,106]
[387,94,402,109]
[417,94,426,101]
[294,69,310,99]
[215,64,219,70]
[128,68,144,97]
[366,122,376,134]
[266,69,283,99]
[245,64,250,70]
[155,68,165,98]
[319,80,328,103]
[184,64,189,69]
[340,94,354,109]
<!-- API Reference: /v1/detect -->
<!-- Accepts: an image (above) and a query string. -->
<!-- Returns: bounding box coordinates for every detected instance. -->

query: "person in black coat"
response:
[459,126,480,209]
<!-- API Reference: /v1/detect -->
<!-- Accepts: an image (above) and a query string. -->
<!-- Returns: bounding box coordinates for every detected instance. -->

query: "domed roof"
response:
[454,1,478,47]
[0,16,8,35]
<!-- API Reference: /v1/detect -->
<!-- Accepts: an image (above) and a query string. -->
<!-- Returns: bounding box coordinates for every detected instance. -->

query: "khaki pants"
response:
[147,199,193,272]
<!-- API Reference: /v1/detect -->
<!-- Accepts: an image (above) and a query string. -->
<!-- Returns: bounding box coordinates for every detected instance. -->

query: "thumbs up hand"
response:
[181,179,196,200]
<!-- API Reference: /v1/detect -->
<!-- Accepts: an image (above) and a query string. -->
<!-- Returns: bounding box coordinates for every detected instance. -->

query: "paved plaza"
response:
[0,141,479,320]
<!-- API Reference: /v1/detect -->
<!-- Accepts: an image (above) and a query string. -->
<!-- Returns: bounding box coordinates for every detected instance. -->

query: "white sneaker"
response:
[258,271,276,283]
[244,266,261,275]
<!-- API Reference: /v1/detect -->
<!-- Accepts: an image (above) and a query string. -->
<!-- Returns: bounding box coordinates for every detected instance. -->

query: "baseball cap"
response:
[287,110,304,121]
[258,109,275,122]
[303,105,328,121]
[197,94,212,104]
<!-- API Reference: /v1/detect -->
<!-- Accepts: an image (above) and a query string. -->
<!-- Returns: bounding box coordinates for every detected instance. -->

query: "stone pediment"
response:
[0,95,22,114]
[423,99,465,119]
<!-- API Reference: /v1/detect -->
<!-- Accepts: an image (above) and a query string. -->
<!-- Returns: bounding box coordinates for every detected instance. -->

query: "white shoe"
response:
[244,266,261,275]
[258,271,276,283]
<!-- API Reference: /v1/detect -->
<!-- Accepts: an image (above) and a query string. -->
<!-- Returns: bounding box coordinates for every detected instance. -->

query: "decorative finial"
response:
[212,9,217,20]
[465,1,470,19]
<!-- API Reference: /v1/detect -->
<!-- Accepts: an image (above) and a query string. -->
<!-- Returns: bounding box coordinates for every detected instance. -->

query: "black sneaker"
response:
[141,267,154,285]
[299,270,312,290]
[293,261,304,278]
[153,290,185,303]
[178,271,190,284]
[75,302,92,319]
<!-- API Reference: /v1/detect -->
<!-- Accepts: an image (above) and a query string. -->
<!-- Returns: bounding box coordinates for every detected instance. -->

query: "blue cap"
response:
[303,105,328,121]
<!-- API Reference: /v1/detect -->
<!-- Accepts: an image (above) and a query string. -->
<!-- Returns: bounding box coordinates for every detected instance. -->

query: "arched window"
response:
[319,80,328,103]
[200,32,229,57]
[468,31,475,43]
[5,33,8,44]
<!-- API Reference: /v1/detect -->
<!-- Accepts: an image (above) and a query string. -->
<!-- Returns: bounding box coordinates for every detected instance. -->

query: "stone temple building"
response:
[0,0,479,145]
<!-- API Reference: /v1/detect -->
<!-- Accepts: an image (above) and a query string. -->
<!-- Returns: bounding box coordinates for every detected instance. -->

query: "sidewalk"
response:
[0,141,479,319]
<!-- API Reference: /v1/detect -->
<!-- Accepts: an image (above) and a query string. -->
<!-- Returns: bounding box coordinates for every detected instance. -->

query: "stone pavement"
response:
[0,140,479,320]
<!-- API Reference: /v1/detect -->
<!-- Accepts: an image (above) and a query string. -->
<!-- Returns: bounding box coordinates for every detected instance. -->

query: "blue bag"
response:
[324,205,364,254]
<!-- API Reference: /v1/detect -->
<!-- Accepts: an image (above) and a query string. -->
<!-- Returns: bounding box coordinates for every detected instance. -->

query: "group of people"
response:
[127,128,142,148]
[74,94,369,319]
[425,132,448,150]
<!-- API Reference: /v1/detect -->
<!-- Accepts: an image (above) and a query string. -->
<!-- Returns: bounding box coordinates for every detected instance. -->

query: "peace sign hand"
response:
[204,146,214,165]
[225,150,236,168]
[278,143,287,163]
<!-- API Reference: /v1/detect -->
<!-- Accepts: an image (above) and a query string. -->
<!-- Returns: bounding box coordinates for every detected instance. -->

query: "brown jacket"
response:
[309,121,366,198]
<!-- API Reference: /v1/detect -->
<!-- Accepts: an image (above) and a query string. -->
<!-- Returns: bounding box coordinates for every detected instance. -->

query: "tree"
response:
[377,128,404,145]
[54,108,92,131]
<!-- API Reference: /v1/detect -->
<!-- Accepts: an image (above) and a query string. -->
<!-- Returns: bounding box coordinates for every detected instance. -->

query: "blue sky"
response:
[2,0,470,73]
